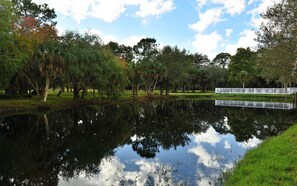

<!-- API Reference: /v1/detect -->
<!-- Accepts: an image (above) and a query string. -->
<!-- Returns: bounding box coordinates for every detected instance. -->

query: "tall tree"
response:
[212,53,231,68]
[107,42,134,62]
[0,0,23,89]
[157,46,191,94]
[257,0,297,88]
[132,38,161,96]
[228,48,257,88]
[133,38,158,61]
[37,40,63,101]
[12,0,56,25]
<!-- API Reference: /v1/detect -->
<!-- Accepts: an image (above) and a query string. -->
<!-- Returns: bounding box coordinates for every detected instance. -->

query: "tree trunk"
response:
[93,88,96,97]
[165,81,169,95]
[42,77,50,102]
[132,84,136,98]
[57,87,64,97]
[73,85,80,100]
[81,86,87,99]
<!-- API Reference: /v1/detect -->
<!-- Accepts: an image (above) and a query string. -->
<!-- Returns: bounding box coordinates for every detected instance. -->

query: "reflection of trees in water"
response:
[226,107,297,141]
[0,100,296,185]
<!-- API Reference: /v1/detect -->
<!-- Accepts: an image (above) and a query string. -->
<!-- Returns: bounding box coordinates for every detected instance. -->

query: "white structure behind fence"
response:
[215,87,297,95]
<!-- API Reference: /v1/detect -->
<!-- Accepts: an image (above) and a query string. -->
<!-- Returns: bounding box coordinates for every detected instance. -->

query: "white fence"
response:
[215,87,297,95]
[215,100,294,110]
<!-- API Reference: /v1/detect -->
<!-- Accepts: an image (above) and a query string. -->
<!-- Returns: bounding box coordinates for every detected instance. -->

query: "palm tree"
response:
[38,41,63,101]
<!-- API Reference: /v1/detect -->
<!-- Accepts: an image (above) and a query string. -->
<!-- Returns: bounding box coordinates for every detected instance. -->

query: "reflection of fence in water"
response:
[215,88,297,95]
[215,100,294,110]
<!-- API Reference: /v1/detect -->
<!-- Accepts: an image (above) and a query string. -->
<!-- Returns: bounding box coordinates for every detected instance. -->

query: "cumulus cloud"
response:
[86,28,118,44]
[196,0,245,15]
[188,145,220,168]
[193,126,222,146]
[135,0,175,18]
[248,0,281,28]
[224,141,231,149]
[226,29,257,55]
[59,157,176,186]
[121,35,146,47]
[212,0,246,16]
[32,0,175,23]
[225,28,233,37]
[238,136,262,149]
[189,8,223,33]
[191,32,223,60]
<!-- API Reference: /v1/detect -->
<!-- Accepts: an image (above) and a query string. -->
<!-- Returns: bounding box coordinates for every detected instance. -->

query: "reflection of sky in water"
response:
[59,126,262,186]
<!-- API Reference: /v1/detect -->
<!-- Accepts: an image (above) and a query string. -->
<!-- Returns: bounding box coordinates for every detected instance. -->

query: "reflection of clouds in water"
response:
[193,127,221,146]
[59,157,175,186]
[224,141,231,149]
[188,126,262,186]
[238,136,262,149]
[188,145,220,168]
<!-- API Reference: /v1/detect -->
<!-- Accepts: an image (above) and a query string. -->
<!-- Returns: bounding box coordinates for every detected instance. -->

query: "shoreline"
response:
[0,92,294,116]
[224,124,297,185]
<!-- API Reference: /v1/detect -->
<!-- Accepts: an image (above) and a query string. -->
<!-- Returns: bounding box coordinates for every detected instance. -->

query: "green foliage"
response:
[228,48,257,87]
[61,31,126,99]
[0,0,24,88]
[224,124,297,185]
[257,0,297,87]
[107,41,134,62]
[157,46,192,93]
[12,0,57,25]
[133,38,158,61]
[212,52,231,68]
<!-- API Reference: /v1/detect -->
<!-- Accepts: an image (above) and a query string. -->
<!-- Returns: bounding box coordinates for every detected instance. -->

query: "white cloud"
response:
[86,28,118,44]
[226,29,257,55]
[248,0,256,5]
[89,0,126,23]
[189,8,223,33]
[191,32,222,60]
[238,136,262,149]
[135,0,175,18]
[196,0,245,16]
[192,126,222,146]
[213,0,246,15]
[72,29,145,46]
[188,145,220,168]
[121,35,146,47]
[224,141,231,149]
[225,28,233,37]
[248,0,281,28]
[32,0,175,23]
[59,157,175,186]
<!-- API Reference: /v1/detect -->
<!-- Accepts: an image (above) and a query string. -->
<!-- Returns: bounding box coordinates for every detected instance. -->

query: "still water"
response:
[0,100,296,186]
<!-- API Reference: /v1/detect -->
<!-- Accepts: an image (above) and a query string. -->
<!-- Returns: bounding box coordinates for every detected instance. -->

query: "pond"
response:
[0,100,296,186]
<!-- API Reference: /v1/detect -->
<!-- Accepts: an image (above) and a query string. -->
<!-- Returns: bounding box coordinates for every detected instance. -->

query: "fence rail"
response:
[215,100,294,110]
[215,87,297,95]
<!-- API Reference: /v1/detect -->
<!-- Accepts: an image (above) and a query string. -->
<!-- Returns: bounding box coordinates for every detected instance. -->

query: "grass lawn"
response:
[171,91,293,102]
[224,124,297,186]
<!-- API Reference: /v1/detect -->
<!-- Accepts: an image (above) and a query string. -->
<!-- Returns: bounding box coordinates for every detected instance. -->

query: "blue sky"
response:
[32,0,277,59]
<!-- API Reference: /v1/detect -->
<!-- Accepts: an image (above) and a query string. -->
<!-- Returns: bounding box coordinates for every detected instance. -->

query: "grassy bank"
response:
[171,92,293,102]
[224,124,297,186]
[0,90,294,116]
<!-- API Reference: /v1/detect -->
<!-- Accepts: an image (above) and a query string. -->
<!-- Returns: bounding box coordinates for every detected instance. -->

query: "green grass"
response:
[171,91,293,102]
[224,124,297,186]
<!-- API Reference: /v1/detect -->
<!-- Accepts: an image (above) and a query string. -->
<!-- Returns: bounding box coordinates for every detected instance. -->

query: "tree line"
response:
[0,0,296,102]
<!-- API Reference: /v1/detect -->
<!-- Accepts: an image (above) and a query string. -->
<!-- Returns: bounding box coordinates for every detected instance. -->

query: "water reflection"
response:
[0,100,296,185]
[215,100,294,110]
